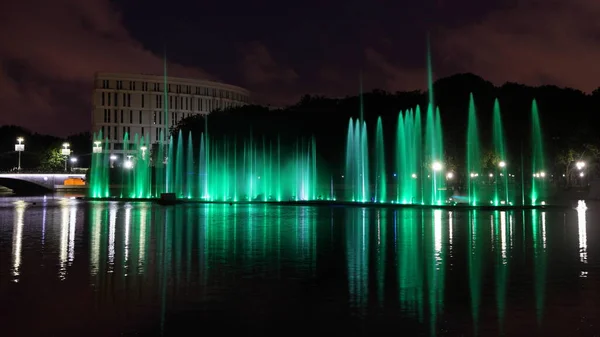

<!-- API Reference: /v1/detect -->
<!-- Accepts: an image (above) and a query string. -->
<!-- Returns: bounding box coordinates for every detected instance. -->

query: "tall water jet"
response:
[492,99,509,204]
[175,130,184,197]
[374,117,386,202]
[530,99,546,205]
[345,118,370,202]
[186,132,194,198]
[135,135,150,198]
[121,132,132,198]
[154,131,165,197]
[466,93,481,205]
[166,135,174,193]
[395,108,421,204]
[89,131,109,198]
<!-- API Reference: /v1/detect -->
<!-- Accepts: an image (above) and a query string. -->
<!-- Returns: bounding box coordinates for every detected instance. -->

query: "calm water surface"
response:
[0,197,598,336]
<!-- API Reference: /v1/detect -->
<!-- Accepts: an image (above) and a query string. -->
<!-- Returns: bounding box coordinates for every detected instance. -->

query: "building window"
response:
[170,96,172,109]
[114,126,117,140]
[107,126,111,139]
[114,93,118,106]
[153,112,157,125]
[159,111,162,124]
[139,110,142,124]
[102,80,109,89]
[129,110,133,124]
[107,93,111,106]
[117,80,123,90]
[175,97,178,110]
[141,94,145,108]
[101,92,105,106]
[120,110,124,123]
[141,127,144,136]
[114,110,118,124]
[129,81,135,91]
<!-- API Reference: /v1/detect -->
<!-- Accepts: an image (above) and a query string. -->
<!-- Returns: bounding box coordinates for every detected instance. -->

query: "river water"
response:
[0,196,598,336]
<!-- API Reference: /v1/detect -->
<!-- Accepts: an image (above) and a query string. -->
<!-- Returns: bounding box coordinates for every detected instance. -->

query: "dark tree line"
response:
[174,73,600,186]
[0,125,92,171]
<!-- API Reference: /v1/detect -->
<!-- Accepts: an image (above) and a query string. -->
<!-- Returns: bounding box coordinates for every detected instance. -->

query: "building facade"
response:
[92,73,250,153]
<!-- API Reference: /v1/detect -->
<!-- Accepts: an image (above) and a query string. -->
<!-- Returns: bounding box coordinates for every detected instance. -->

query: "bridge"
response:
[0,173,87,194]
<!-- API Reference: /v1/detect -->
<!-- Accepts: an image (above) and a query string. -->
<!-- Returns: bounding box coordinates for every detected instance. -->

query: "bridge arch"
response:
[0,174,86,194]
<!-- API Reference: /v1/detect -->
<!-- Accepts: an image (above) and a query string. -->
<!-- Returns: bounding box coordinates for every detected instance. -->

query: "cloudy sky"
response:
[1,0,599,136]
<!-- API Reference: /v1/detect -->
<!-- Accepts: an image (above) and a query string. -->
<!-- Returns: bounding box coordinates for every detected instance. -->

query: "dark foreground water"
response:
[0,197,598,336]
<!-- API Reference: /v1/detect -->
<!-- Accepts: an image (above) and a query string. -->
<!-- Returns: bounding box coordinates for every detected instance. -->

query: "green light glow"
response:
[88,97,546,207]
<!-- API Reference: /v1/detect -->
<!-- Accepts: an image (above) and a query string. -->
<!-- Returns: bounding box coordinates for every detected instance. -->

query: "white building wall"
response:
[91,73,250,154]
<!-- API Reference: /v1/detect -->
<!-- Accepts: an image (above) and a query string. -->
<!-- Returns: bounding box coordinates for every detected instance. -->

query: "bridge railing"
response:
[0,168,88,174]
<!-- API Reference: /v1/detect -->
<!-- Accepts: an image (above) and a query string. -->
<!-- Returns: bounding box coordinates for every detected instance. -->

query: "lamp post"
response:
[70,157,78,171]
[61,143,71,172]
[93,141,102,154]
[15,137,25,171]
[124,155,134,169]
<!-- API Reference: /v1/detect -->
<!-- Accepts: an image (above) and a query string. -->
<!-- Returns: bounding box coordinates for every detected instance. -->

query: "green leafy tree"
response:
[40,148,65,171]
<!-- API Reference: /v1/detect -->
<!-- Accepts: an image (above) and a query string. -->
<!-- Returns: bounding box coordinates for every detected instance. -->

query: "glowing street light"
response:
[411,173,417,179]
[124,155,134,169]
[576,161,585,170]
[446,172,454,179]
[93,141,102,154]
[61,143,71,172]
[498,161,506,168]
[432,161,443,172]
[15,137,25,171]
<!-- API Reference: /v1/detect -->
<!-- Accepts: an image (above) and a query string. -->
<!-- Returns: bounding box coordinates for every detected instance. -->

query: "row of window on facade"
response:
[100,92,240,111]
[100,79,249,102]
[102,109,192,127]
[100,125,170,144]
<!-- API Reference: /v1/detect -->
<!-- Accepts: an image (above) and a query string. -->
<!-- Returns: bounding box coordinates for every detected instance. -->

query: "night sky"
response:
[1,0,598,136]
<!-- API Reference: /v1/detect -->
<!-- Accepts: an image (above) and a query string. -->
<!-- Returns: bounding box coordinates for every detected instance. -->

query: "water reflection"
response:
[1,199,598,336]
[11,200,26,281]
[577,200,587,277]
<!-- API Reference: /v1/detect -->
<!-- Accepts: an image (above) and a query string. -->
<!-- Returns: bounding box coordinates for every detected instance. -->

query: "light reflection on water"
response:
[0,197,598,336]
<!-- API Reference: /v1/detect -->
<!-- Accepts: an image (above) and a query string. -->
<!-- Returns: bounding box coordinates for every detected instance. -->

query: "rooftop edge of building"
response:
[94,72,249,93]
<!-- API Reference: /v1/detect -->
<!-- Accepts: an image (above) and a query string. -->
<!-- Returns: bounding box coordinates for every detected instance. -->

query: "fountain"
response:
[492,99,509,205]
[466,93,481,206]
[87,46,550,208]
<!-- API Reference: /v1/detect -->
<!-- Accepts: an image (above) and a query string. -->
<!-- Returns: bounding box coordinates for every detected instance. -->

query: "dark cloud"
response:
[0,0,597,136]
[436,0,600,92]
[0,0,210,136]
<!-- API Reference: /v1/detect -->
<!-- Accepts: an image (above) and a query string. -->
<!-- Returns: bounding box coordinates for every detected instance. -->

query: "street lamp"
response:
[93,141,102,154]
[15,137,25,171]
[61,143,71,172]
[110,155,117,168]
[576,161,585,170]
[432,161,443,172]
[498,161,506,168]
[446,172,454,179]
[70,157,78,171]
[124,155,134,169]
